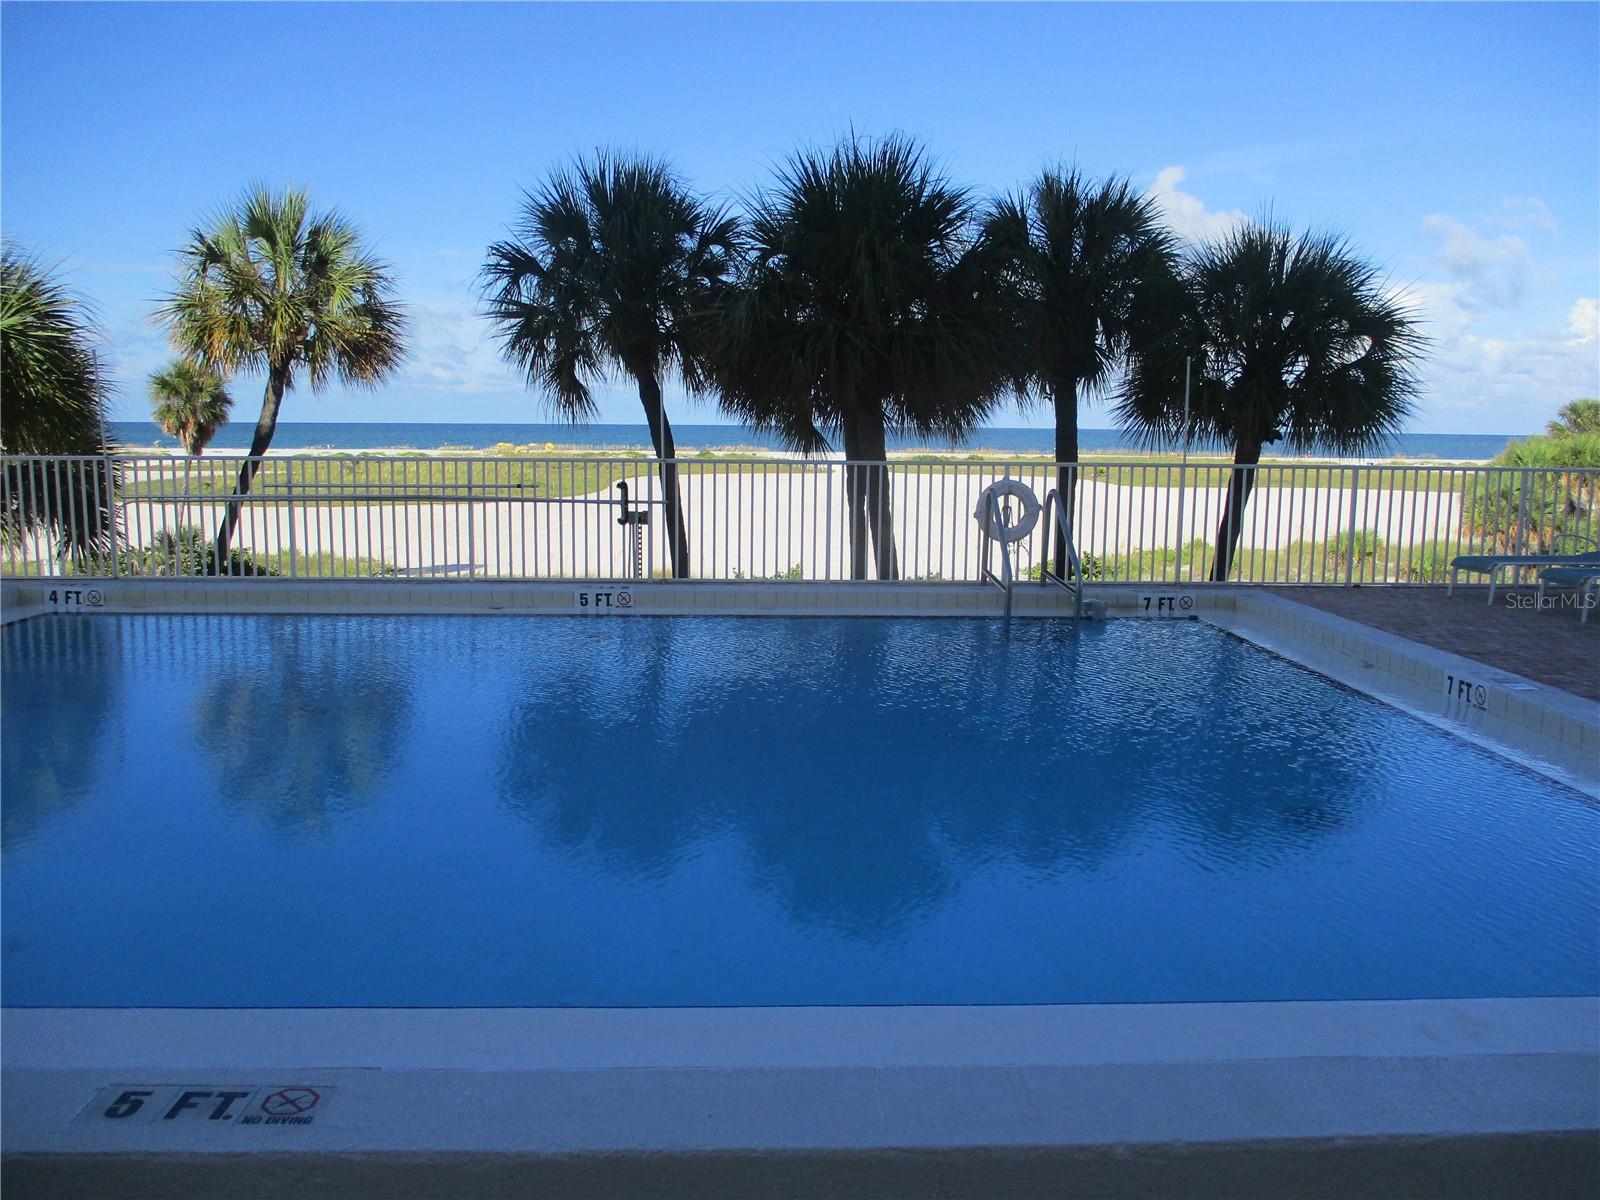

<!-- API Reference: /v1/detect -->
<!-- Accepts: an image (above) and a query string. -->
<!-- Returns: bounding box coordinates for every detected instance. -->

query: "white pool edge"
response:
[1209,592,1599,796]
[4,998,1597,1160]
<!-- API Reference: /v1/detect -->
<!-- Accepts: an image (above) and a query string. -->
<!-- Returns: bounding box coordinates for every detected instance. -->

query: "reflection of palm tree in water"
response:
[193,617,413,837]
[498,621,1354,940]
[2,617,122,849]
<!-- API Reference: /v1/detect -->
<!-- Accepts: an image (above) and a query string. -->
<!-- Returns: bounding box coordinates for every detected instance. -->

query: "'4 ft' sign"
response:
[48,588,104,608]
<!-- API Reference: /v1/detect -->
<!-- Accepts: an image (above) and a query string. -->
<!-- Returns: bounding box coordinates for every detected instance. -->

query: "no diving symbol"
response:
[260,1088,320,1117]
[616,590,634,608]
[1178,595,1194,611]
[1473,685,1487,707]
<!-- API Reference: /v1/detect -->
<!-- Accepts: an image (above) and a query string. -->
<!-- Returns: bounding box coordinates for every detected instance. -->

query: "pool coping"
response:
[4,1000,1597,1173]
[1204,592,1599,797]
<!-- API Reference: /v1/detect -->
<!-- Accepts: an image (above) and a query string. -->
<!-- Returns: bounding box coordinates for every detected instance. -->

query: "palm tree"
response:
[1115,221,1424,581]
[149,358,232,455]
[157,187,406,563]
[0,243,118,565]
[705,133,1009,580]
[983,169,1180,575]
[1548,398,1600,437]
[481,153,738,579]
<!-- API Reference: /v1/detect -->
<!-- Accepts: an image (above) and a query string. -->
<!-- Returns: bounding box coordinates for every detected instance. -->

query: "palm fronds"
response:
[0,244,118,562]
[157,186,407,558]
[481,152,737,577]
[150,358,233,455]
[1113,220,1426,578]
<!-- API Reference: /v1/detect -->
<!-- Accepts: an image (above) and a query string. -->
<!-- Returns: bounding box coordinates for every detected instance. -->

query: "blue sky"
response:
[3,1,1596,434]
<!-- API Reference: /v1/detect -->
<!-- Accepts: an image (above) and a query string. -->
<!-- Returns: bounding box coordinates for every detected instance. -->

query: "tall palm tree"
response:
[481,153,738,579]
[158,187,406,563]
[983,170,1180,575]
[149,358,232,455]
[705,133,1009,580]
[1115,221,1424,580]
[0,243,118,565]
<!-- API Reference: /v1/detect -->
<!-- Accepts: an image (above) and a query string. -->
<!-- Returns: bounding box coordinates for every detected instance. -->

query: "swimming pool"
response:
[3,613,1595,1007]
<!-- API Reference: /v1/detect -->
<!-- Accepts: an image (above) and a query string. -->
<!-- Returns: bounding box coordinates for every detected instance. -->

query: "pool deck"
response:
[1271,585,1599,702]
[5,999,1598,1198]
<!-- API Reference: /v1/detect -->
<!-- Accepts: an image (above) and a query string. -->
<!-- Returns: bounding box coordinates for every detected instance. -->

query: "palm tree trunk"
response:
[213,365,286,572]
[636,372,691,579]
[857,408,899,581]
[841,414,869,581]
[1049,375,1079,580]
[1209,437,1263,582]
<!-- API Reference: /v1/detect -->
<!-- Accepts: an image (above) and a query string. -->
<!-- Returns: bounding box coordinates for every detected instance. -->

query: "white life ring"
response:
[973,479,1041,543]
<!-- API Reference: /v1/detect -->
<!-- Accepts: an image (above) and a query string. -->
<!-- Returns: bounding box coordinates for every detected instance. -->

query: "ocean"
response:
[109,421,1523,462]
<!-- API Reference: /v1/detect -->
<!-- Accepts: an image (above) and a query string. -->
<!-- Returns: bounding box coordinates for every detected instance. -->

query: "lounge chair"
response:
[1537,564,1600,624]
[1449,535,1600,604]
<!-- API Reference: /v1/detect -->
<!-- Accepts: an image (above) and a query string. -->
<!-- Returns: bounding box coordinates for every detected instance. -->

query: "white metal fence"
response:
[3,454,1597,586]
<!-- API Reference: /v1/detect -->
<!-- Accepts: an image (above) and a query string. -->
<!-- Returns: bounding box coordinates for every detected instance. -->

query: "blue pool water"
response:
[2,614,1595,1007]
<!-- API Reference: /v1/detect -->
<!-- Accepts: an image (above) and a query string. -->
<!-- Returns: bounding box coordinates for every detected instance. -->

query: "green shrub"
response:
[119,526,275,576]
[1463,436,1598,554]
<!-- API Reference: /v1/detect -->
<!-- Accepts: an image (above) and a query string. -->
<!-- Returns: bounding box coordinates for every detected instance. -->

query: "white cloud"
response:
[1483,196,1558,233]
[1144,166,1248,243]
[402,298,523,397]
[1395,279,1599,430]
[1419,214,1531,310]
[1567,297,1598,344]
[1398,200,1597,430]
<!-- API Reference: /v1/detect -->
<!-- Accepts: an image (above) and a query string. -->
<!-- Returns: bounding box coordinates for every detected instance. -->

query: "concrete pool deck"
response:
[1271,585,1600,702]
[4,999,1598,1198]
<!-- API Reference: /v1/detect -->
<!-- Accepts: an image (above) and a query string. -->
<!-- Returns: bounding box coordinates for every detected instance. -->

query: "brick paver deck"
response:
[1269,585,1600,702]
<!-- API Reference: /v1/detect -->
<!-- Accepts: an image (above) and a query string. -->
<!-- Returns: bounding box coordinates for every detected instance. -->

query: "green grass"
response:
[115,451,1488,507]
[1023,534,1469,585]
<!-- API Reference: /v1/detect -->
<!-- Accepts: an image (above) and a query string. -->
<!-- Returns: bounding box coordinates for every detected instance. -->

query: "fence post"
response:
[1173,462,1187,583]
[286,458,298,579]
[465,459,476,579]
[823,464,833,582]
[1344,466,1362,586]
[1513,468,1531,557]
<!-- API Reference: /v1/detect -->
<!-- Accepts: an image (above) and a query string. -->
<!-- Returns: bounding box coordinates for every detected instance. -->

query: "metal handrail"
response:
[978,490,1017,620]
[1039,488,1085,621]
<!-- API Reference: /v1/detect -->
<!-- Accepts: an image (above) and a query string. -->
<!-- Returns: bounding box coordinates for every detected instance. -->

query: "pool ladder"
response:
[980,487,1087,621]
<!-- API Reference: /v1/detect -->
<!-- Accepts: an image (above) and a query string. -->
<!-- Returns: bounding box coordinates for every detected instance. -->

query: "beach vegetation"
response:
[1461,428,1599,552]
[1547,398,1600,438]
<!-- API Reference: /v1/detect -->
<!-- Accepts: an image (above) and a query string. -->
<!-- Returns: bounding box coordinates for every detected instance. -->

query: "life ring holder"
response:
[974,478,1041,543]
